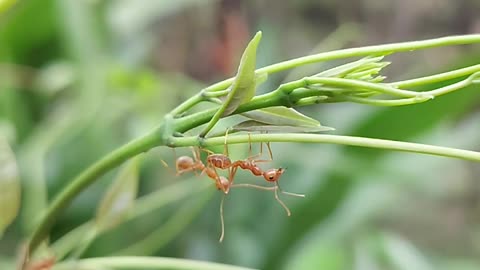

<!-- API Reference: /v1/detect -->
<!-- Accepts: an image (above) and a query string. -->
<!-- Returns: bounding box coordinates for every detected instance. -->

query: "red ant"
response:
[175,147,230,194]
[173,146,232,241]
[205,131,305,216]
[172,132,304,242]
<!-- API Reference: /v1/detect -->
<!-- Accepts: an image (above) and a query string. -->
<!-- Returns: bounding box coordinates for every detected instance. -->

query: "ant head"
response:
[217,176,230,194]
[176,156,194,172]
[263,168,286,182]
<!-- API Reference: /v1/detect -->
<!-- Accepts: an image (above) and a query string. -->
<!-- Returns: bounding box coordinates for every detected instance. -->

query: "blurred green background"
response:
[1,0,480,269]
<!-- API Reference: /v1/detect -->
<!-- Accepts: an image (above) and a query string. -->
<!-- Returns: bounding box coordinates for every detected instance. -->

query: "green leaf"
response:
[0,0,17,14]
[382,232,433,270]
[314,56,386,78]
[51,222,93,260]
[96,157,140,232]
[222,31,262,116]
[0,137,20,238]
[232,120,334,133]
[242,106,322,127]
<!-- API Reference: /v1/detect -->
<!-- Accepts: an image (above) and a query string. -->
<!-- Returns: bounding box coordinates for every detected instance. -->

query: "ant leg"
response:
[228,166,235,185]
[245,132,273,163]
[231,183,276,191]
[266,141,273,161]
[246,133,264,161]
[253,142,274,163]
[274,183,291,216]
[189,147,202,176]
[160,159,174,175]
[231,184,292,216]
[200,148,215,155]
[248,132,253,157]
[161,148,175,175]
[277,181,305,198]
[192,147,202,161]
[219,195,226,242]
[224,129,230,156]
[259,131,273,161]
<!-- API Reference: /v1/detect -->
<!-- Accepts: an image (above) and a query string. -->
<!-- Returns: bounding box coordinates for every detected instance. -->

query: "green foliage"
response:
[2,2,480,270]
[0,138,20,237]
[96,157,140,232]
[222,31,263,116]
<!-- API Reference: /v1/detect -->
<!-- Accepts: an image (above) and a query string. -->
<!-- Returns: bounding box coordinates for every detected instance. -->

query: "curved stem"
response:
[204,34,480,92]
[305,77,420,97]
[170,94,203,116]
[171,133,480,163]
[330,95,432,106]
[56,256,256,270]
[28,130,162,253]
[391,64,480,88]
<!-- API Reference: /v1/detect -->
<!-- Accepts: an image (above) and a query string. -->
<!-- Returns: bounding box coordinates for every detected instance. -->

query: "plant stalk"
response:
[171,133,480,163]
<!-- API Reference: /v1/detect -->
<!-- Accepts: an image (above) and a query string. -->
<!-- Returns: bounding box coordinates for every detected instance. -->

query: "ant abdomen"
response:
[176,156,195,173]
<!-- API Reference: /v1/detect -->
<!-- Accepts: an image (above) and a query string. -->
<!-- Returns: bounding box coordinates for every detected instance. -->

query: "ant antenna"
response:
[160,159,169,168]
[160,148,177,176]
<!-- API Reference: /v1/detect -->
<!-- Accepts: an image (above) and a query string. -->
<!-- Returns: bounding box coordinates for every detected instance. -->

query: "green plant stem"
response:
[329,95,432,106]
[203,34,480,93]
[56,256,256,270]
[392,64,480,88]
[170,94,203,116]
[199,100,228,137]
[303,77,420,97]
[174,35,480,125]
[28,130,162,253]
[171,134,480,163]
[173,70,477,133]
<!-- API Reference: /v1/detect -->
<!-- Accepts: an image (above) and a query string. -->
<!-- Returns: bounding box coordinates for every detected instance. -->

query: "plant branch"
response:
[171,133,480,163]
[391,64,480,88]
[203,34,480,93]
[172,70,478,133]
[55,256,256,270]
[170,94,203,116]
[172,35,480,124]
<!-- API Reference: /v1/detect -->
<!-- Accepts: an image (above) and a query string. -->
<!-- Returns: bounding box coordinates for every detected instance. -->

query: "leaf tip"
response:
[250,31,262,47]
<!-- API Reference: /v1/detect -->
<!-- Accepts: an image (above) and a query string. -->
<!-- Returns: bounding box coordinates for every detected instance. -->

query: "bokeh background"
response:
[1,0,480,269]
